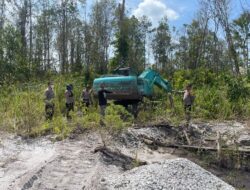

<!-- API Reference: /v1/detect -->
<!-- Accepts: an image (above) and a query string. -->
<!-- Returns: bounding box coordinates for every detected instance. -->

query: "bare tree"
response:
[203,0,240,74]
[195,1,210,68]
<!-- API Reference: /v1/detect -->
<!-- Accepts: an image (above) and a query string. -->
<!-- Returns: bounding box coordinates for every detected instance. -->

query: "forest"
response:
[0,0,248,80]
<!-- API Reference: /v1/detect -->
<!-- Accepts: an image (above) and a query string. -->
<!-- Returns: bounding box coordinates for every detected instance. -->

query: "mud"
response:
[94,146,147,170]
[0,121,249,190]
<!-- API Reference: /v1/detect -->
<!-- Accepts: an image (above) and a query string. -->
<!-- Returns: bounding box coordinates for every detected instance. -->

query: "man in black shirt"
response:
[98,83,112,117]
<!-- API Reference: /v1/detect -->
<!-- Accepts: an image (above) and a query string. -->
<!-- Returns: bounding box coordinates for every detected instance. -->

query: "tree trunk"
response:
[20,0,28,58]
[70,37,75,72]
[61,2,68,74]
[29,0,32,70]
[225,28,240,74]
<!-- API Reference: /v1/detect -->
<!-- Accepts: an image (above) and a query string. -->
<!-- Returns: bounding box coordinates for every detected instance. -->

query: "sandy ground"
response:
[0,132,105,190]
[0,131,178,190]
[0,121,249,190]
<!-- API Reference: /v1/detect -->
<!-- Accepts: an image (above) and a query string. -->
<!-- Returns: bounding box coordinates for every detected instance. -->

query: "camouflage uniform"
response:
[45,87,55,120]
[65,85,74,119]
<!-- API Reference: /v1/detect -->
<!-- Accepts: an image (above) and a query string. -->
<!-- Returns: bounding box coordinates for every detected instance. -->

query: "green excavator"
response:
[92,67,173,116]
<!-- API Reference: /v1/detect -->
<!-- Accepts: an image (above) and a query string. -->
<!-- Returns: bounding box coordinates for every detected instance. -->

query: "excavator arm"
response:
[139,68,172,93]
[139,68,174,108]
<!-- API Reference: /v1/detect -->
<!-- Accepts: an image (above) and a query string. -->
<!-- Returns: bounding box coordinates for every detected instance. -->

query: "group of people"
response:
[44,82,75,120]
[44,81,195,125]
[44,82,112,120]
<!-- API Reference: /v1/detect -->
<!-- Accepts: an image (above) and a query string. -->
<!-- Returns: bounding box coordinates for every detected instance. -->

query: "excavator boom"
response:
[139,68,172,93]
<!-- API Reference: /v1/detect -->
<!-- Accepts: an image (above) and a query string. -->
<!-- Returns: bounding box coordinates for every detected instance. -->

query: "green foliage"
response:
[233,11,250,67]
[0,25,29,84]
[0,68,249,138]
[0,88,44,132]
[173,69,218,89]
[173,70,250,117]
[136,98,172,124]
[0,75,88,135]
[108,57,120,72]
[51,116,72,139]
[0,75,134,137]
[113,32,129,64]
[77,109,100,128]
[112,15,150,72]
[173,70,192,90]
[195,88,232,119]
[152,17,172,74]
[226,77,249,102]
[105,103,133,131]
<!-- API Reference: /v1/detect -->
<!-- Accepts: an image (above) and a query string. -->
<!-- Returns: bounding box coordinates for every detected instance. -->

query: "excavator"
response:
[92,67,173,116]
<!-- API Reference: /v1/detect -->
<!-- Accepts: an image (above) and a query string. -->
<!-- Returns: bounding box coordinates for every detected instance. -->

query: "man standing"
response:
[65,84,74,119]
[44,82,55,120]
[183,84,195,126]
[98,83,112,117]
[82,85,92,108]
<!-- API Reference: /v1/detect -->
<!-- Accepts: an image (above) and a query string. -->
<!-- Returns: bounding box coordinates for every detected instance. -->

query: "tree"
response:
[173,18,228,73]
[174,35,188,70]
[125,16,151,72]
[1,25,25,83]
[0,0,5,63]
[90,0,116,74]
[152,17,172,73]
[34,1,57,74]
[202,0,240,74]
[112,0,129,67]
[233,11,250,70]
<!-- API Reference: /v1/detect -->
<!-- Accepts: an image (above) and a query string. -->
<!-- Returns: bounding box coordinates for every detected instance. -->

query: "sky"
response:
[104,0,249,30]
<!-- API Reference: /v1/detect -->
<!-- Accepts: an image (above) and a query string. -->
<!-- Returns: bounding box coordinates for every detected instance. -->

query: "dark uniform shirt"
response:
[98,89,112,106]
[45,88,55,101]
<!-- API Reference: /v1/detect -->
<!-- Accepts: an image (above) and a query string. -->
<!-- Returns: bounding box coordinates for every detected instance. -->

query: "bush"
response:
[227,77,250,102]
[194,87,232,119]
[105,103,133,130]
[0,89,44,132]
[79,110,100,128]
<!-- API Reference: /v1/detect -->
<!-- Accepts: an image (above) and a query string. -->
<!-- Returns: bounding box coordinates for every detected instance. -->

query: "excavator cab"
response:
[113,67,137,76]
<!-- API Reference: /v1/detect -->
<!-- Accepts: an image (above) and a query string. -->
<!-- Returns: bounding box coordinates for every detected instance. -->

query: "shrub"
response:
[227,77,250,102]
[0,90,44,133]
[80,111,100,128]
[105,103,133,130]
[194,87,232,119]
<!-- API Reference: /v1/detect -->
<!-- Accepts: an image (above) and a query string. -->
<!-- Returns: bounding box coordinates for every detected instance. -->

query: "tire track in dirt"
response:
[9,133,104,190]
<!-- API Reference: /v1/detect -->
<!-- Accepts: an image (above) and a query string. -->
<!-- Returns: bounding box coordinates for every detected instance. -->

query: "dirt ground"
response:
[0,121,249,190]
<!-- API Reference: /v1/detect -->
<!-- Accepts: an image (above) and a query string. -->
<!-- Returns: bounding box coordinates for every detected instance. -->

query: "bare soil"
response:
[0,121,249,190]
